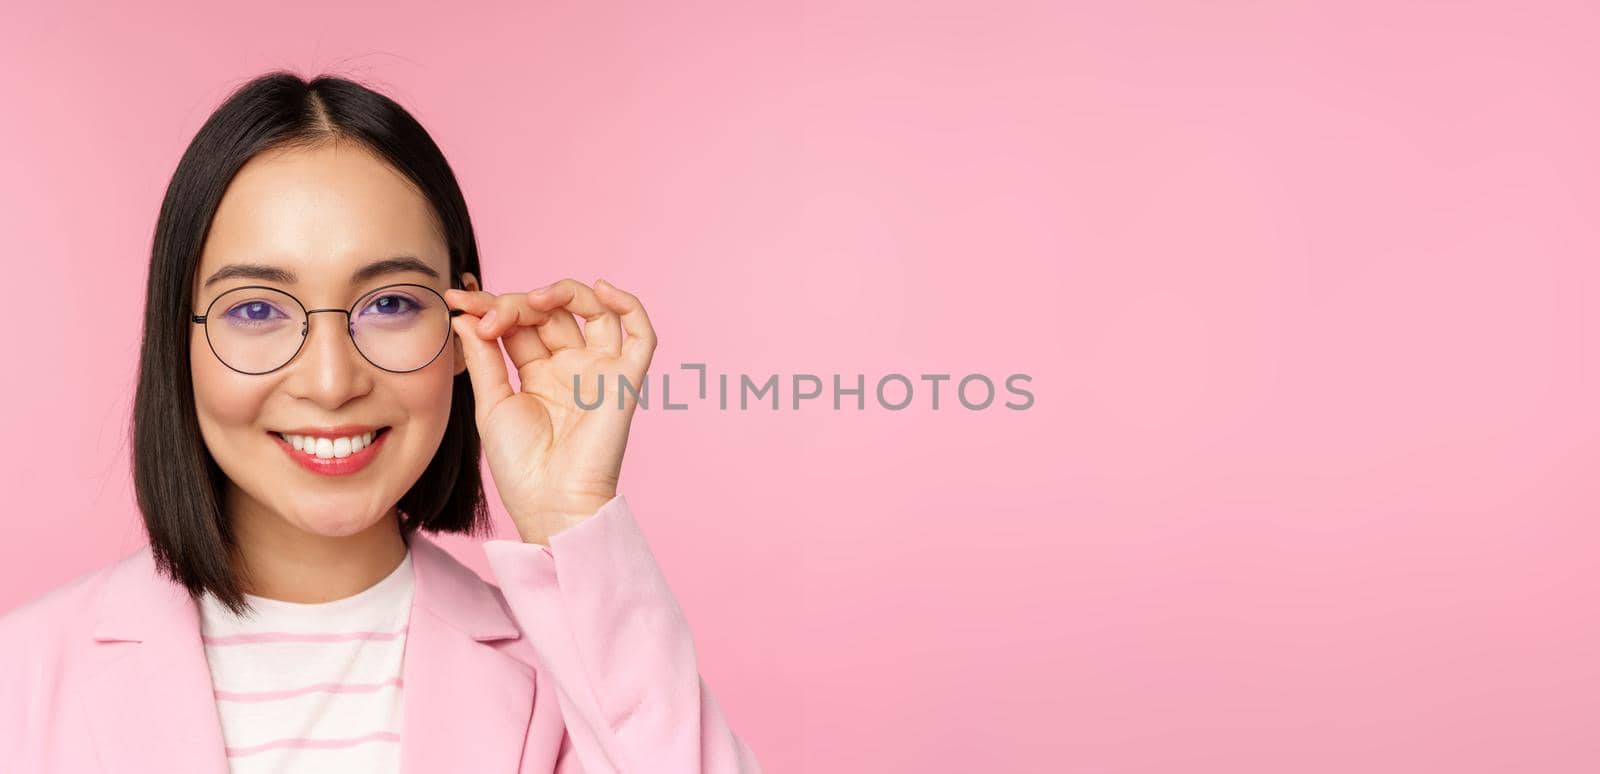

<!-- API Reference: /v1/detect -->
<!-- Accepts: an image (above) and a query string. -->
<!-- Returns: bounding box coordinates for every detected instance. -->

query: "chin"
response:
[287,509,388,539]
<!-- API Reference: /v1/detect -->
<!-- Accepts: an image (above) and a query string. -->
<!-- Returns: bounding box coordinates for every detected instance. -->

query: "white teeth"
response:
[277,430,381,458]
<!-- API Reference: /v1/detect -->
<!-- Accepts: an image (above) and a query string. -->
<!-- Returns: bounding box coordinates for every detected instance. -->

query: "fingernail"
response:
[479,309,498,329]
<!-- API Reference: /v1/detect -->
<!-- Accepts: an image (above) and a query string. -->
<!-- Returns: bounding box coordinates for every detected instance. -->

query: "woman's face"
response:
[189,141,476,540]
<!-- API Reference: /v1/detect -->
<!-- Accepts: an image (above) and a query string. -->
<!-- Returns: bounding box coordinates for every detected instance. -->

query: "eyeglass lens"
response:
[201,284,453,374]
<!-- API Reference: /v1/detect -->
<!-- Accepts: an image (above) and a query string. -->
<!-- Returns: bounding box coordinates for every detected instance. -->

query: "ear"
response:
[453,334,468,377]
[453,272,481,376]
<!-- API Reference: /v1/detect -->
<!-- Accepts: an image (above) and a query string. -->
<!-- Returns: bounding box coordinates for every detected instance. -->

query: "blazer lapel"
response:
[84,545,230,773]
[82,533,536,774]
[399,531,536,773]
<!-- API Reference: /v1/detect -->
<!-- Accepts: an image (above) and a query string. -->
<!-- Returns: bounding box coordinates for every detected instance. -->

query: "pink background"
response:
[3,2,1598,771]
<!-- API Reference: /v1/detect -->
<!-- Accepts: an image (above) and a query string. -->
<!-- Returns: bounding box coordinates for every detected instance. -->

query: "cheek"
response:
[393,359,458,428]
[384,360,460,473]
[190,333,273,436]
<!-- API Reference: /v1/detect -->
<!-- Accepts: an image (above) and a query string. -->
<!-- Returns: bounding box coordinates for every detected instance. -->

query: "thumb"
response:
[451,313,514,419]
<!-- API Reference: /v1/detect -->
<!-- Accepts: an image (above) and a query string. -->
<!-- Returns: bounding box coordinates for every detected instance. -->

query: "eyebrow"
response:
[201,256,443,289]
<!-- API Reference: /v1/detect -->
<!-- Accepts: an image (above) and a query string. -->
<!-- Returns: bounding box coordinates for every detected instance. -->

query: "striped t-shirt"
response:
[198,548,415,773]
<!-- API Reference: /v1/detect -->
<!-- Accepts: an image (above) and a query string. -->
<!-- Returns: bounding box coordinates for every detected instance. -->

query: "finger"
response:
[472,292,547,337]
[525,280,595,353]
[537,307,585,354]
[530,279,622,355]
[499,294,555,372]
[447,288,555,370]
[449,312,513,417]
[526,279,605,353]
[595,279,657,374]
[447,288,556,339]
[443,288,497,317]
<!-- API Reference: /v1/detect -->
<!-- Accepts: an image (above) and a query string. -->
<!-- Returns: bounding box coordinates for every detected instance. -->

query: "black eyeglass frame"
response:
[191,282,467,376]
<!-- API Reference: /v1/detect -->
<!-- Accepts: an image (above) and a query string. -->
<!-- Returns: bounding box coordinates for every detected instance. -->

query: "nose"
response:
[284,309,373,409]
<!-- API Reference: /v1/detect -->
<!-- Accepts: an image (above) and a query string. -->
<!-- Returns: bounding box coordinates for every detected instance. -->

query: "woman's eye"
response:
[224,300,288,323]
[364,294,419,316]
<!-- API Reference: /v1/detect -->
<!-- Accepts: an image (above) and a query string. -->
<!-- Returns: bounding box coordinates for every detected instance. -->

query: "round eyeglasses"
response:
[191,283,466,375]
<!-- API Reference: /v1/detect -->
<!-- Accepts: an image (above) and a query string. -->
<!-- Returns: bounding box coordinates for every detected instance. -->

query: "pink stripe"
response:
[214,676,404,702]
[226,730,401,758]
[203,626,408,646]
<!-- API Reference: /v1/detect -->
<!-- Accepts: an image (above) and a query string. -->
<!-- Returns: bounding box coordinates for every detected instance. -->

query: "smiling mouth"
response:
[271,427,392,459]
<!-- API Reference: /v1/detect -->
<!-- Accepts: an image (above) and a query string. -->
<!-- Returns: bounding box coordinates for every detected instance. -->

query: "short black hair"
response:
[131,70,490,616]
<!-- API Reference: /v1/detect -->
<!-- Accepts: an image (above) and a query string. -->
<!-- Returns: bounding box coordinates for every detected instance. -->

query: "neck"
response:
[224,487,409,604]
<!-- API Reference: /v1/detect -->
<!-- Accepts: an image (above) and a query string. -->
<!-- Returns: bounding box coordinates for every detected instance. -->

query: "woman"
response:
[0,71,761,773]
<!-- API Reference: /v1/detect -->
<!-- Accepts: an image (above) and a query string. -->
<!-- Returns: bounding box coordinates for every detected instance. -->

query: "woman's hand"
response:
[444,278,657,546]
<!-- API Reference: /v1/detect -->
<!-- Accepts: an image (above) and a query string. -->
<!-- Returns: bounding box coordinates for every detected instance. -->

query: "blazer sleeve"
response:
[481,494,763,774]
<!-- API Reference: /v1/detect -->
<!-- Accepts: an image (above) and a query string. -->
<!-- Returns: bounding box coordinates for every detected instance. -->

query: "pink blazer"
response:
[0,494,762,773]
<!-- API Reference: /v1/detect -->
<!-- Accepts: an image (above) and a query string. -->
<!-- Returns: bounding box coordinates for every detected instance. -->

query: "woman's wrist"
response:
[509,494,614,546]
